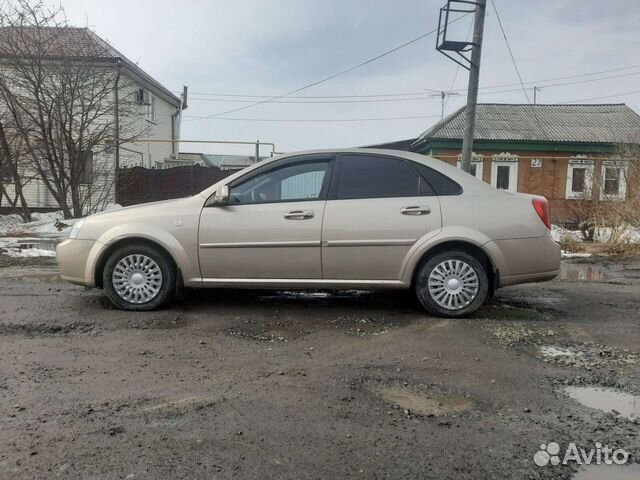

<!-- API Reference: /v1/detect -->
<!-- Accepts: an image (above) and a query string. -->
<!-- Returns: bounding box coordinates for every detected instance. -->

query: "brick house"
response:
[373,104,640,223]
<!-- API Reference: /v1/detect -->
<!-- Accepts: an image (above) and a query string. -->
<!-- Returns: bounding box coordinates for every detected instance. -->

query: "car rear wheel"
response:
[103,244,175,311]
[414,250,488,318]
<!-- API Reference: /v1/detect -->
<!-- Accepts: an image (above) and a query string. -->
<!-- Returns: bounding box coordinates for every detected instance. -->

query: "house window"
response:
[600,160,627,200]
[566,157,594,199]
[79,151,94,184]
[456,153,484,180]
[491,153,519,192]
[146,95,156,122]
[0,152,12,182]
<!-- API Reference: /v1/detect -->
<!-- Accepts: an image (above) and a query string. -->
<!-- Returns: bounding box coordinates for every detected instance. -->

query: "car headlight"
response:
[68,218,85,239]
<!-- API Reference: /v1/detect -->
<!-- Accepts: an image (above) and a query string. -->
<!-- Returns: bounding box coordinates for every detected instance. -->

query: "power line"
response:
[166,87,640,123]
[185,13,471,122]
[559,89,640,104]
[181,64,640,99]
[182,114,444,123]
[490,0,530,104]
[185,70,640,104]
[490,0,549,140]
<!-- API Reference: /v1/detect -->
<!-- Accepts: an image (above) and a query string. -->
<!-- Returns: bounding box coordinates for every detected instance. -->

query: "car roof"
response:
[199,148,495,199]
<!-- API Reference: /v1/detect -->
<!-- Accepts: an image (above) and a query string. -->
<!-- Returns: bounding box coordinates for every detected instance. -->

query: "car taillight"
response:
[532,197,551,229]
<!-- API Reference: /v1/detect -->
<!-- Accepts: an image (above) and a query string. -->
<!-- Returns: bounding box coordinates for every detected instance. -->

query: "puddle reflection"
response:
[559,263,610,282]
[564,386,639,420]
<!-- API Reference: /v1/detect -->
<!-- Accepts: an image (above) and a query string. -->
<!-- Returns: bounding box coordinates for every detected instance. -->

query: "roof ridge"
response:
[411,106,465,148]
[475,102,626,107]
[412,103,640,146]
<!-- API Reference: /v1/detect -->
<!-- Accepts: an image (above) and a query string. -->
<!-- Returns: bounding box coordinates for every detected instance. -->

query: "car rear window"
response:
[335,154,427,199]
[411,162,463,196]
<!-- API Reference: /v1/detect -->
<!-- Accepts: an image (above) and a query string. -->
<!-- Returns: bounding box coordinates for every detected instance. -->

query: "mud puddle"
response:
[0,321,98,337]
[5,271,61,283]
[559,263,610,282]
[0,265,61,284]
[10,239,58,251]
[373,387,473,416]
[226,309,409,341]
[564,386,639,420]
[479,303,542,320]
[573,464,640,480]
[0,237,59,256]
[258,289,373,302]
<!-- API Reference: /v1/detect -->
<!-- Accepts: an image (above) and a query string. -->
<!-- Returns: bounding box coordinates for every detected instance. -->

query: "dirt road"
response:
[0,256,638,479]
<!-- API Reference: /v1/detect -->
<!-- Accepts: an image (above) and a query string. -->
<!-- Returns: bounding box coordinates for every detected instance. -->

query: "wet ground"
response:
[0,255,638,479]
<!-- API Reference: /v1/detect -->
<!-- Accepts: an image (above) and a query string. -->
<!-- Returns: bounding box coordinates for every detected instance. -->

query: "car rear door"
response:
[198,155,333,280]
[321,153,442,281]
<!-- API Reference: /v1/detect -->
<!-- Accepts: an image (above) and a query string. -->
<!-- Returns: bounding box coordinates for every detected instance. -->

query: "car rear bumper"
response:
[484,234,561,287]
[56,238,97,287]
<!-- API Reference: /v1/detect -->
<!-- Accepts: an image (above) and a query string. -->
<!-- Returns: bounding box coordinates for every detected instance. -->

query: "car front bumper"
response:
[56,238,99,287]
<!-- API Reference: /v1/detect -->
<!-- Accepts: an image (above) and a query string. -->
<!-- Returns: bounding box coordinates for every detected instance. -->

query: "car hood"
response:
[89,197,192,220]
[76,196,203,241]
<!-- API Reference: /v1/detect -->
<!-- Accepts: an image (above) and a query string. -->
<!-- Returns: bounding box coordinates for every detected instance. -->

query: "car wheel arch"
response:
[94,237,178,289]
[409,240,498,296]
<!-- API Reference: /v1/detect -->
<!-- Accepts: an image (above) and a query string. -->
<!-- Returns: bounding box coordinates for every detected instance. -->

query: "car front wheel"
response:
[414,250,488,318]
[103,244,175,311]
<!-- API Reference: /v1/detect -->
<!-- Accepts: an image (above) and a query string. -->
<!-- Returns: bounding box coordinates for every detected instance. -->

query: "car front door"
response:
[198,155,333,281]
[322,153,443,281]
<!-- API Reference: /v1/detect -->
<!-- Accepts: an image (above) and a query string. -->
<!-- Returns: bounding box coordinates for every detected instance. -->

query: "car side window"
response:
[335,154,429,199]
[229,160,329,205]
[411,162,463,196]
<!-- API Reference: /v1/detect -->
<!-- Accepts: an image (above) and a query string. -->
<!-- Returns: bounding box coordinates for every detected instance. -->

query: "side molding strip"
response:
[200,240,321,248]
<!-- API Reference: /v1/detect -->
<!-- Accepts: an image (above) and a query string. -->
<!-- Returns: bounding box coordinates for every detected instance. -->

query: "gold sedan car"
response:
[57,149,560,317]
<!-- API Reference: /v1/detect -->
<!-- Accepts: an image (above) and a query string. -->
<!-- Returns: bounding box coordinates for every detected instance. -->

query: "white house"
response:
[0,27,185,212]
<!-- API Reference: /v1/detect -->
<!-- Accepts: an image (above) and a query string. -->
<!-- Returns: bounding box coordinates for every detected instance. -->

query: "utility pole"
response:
[533,86,540,104]
[436,1,487,173]
[459,0,486,173]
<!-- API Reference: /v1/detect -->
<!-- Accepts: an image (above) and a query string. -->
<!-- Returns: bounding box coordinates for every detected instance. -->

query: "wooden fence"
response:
[117,166,233,206]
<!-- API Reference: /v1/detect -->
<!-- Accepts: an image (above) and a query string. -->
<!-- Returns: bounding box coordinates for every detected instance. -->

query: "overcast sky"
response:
[54,0,640,156]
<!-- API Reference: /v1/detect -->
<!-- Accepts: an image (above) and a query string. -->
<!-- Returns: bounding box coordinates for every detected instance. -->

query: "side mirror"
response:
[212,185,229,206]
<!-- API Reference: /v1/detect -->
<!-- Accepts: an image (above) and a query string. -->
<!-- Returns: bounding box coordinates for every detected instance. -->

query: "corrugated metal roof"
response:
[203,154,264,169]
[413,103,640,146]
[360,138,417,151]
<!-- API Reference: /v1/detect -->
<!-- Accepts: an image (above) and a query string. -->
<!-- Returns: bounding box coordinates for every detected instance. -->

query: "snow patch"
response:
[552,224,640,244]
[0,204,121,237]
[561,251,593,259]
[551,225,583,243]
[540,346,579,358]
[3,247,56,258]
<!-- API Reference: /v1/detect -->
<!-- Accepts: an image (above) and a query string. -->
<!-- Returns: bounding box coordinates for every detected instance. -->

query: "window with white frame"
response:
[146,94,156,122]
[566,157,594,199]
[456,153,484,180]
[600,160,628,201]
[491,153,519,192]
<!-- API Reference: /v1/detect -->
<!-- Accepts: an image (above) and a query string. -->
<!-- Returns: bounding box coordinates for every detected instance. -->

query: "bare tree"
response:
[0,0,144,218]
[0,113,33,221]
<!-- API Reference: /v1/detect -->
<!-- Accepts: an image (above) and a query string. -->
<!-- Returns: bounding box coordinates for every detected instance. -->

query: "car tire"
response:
[414,250,489,318]
[102,244,175,311]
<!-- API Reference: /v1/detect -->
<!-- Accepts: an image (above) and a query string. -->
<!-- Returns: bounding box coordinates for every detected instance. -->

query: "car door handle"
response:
[400,205,431,215]
[284,210,315,220]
